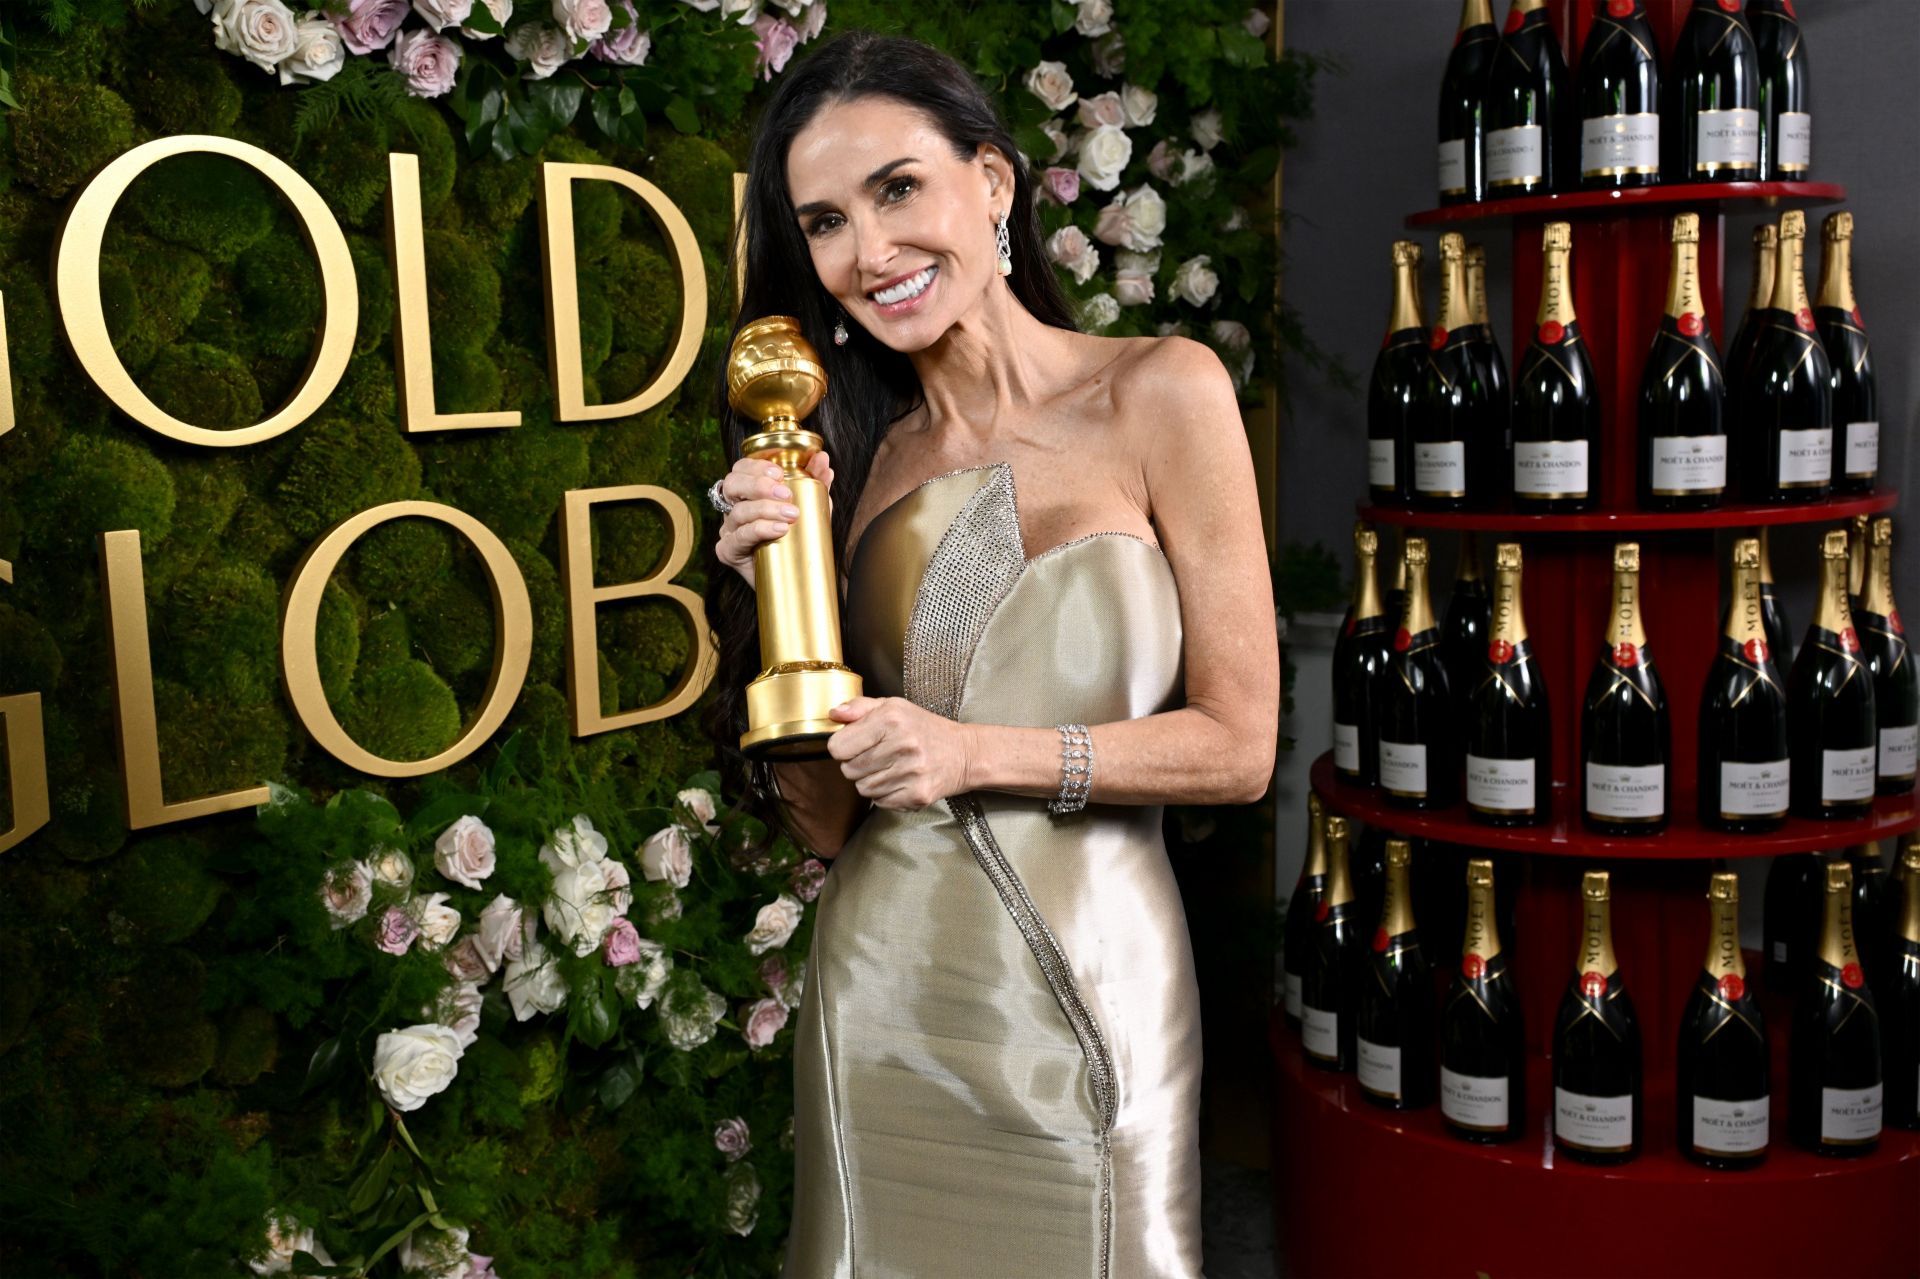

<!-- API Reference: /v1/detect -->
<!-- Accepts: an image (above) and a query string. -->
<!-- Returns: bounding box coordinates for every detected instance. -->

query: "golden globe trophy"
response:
[726,315,864,760]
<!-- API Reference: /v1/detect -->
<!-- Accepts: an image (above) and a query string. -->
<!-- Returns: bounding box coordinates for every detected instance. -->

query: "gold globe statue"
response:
[726,315,865,760]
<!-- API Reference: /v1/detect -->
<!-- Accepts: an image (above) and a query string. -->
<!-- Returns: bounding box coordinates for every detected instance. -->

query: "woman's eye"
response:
[883,176,917,202]
[805,214,842,238]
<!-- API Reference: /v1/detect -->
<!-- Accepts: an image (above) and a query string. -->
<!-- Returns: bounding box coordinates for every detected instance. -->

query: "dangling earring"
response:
[994,210,1013,277]
[832,309,849,346]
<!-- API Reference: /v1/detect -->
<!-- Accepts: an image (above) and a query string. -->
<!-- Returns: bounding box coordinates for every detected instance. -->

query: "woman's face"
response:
[786,96,1007,351]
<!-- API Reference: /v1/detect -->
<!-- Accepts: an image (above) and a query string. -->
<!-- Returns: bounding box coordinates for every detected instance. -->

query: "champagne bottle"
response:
[1381,538,1456,809]
[1788,529,1877,819]
[1816,213,1878,494]
[1351,824,1390,939]
[1369,242,1426,506]
[1467,542,1551,825]
[1444,531,1491,713]
[1885,843,1920,1130]
[1282,794,1329,1029]
[1442,858,1526,1142]
[1738,210,1834,503]
[1700,538,1791,832]
[1847,512,1870,615]
[1726,223,1777,382]
[1577,0,1661,190]
[1438,0,1501,205]
[1677,872,1772,1169]
[1385,526,1409,625]
[1764,851,1821,993]
[1415,234,1500,510]
[1356,839,1436,1110]
[1749,0,1811,180]
[1665,0,1760,182]
[1583,543,1671,834]
[1638,212,1729,511]
[1862,519,1917,795]
[1789,860,1883,1155]
[1466,243,1510,456]
[1333,524,1395,788]
[1513,221,1599,511]
[1849,844,1891,985]
[1302,815,1364,1071]
[1758,525,1795,669]
[1486,0,1573,195]
[1553,871,1643,1164]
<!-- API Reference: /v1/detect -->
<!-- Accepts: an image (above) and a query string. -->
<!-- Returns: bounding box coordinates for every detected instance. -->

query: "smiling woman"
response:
[701,28,1278,1279]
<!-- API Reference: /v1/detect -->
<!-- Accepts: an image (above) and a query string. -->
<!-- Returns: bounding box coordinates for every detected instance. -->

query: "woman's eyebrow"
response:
[793,156,920,218]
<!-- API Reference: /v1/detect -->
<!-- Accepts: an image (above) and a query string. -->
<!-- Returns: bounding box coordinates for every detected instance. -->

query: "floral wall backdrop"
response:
[0,1,1316,1274]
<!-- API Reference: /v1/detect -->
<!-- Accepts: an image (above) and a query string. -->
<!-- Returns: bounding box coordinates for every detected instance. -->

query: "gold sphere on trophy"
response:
[726,315,864,760]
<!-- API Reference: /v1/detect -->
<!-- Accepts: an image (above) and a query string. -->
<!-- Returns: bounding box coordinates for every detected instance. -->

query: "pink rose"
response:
[742,997,789,1049]
[376,905,421,955]
[1093,199,1132,247]
[465,1255,497,1279]
[602,918,642,966]
[472,893,526,972]
[1040,167,1081,205]
[713,1116,751,1161]
[331,0,410,54]
[590,1,650,63]
[443,935,492,982]
[433,815,496,890]
[796,0,826,41]
[789,858,827,903]
[752,13,800,80]
[1075,91,1125,131]
[758,953,788,993]
[1146,139,1177,182]
[388,28,461,97]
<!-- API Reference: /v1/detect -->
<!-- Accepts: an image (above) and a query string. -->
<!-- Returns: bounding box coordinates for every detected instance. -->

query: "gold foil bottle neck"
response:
[1536,223,1576,326]
[1665,217,1704,320]
[1818,860,1859,971]
[1303,794,1329,878]
[1817,216,1857,312]
[1542,221,1572,252]
[1489,544,1528,647]
[1392,239,1423,267]
[1724,539,1765,645]
[1577,871,1618,980]
[1437,235,1473,332]
[1902,849,1920,945]
[1466,246,1492,328]
[1703,872,1745,981]
[1671,212,1700,245]
[1379,840,1417,940]
[1353,524,1385,622]
[1823,211,1854,243]
[1848,514,1870,599]
[1462,859,1502,964]
[1814,529,1855,637]
[1768,212,1810,313]
[1459,0,1494,30]
[1605,543,1646,651]
[1401,537,1437,636]
[1323,817,1354,907]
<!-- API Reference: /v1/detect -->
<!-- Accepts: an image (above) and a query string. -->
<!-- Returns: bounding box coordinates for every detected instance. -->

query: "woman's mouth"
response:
[867,265,938,316]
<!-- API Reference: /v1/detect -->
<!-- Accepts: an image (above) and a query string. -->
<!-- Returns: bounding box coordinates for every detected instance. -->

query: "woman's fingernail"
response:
[773,484,792,498]
[781,505,800,518]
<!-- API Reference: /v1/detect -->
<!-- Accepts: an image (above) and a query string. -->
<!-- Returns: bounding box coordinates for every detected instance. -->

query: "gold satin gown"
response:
[783,462,1205,1278]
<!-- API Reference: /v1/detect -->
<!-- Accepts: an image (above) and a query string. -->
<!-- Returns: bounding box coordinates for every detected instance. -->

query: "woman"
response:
[704,30,1278,1278]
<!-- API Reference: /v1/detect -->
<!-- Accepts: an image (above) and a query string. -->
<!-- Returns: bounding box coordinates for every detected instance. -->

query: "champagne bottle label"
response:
[1467,755,1537,814]
[1414,442,1467,496]
[1843,421,1880,478]
[1486,125,1545,186]
[1284,973,1302,1020]
[1823,747,1877,802]
[1695,108,1760,169]
[1333,722,1360,774]
[1368,438,1396,487]
[1821,1083,1884,1145]
[1580,113,1660,176]
[1441,1067,1510,1130]
[1301,1005,1339,1062]
[1357,1038,1402,1100]
[1881,725,1918,782]
[1650,436,1728,494]
[1587,762,1664,820]
[1437,139,1468,195]
[1693,1096,1769,1156]
[1776,111,1812,171]
[1379,740,1429,797]
[1554,1088,1634,1153]
[1514,439,1591,497]
[1720,760,1789,818]
[1778,427,1834,487]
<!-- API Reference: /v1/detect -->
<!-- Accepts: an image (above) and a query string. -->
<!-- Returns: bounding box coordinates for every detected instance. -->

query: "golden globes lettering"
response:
[0,133,725,839]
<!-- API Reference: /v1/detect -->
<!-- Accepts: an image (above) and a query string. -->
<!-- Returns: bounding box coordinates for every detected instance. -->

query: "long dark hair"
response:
[701,28,1079,853]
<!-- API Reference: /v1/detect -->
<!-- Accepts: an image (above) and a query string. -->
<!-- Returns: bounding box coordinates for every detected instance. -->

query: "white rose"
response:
[1157,320,1192,338]
[248,1210,335,1275]
[1046,225,1101,285]
[1024,60,1077,113]
[1117,184,1165,251]
[368,845,415,893]
[213,0,300,73]
[1245,7,1272,38]
[1072,0,1113,37]
[412,0,472,31]
[1191,108,1225,151]
[1114,249,1159,306]
[503,938,569,1020]
[1174,147,1215,187]
[1211,318,1252,352]
[409,891,463,951]
[639,824,694,888]
[796,1,826,40]
[371,1023,466,1112]
[425,979,485,1050]
[472,893,527,972]
[461,0,512,38]
[398,1224,471,1279]
[544,857,627,957]
[1041,119,1071,162]
[433,815,496,890]
[320,859,373,929]
[1075,124,1133,193]
[662,982,728,1050]
[1080,292,1121,331]
[720,0,760,22]
[745,892,804,956]
[504,19,571,77]
[1172,253,1220,307]
[1221,206,1250,233]
[620,936,673,1009]
[1075,91,1124,131]
[1120,84,1158,129]
[676,787,721,834]
[539,813,610,872]
[678,0,720,8]
[1090,29,1126,77]
[276,13,345,84]
[648,889,683,924]
[725,1161,761,1236]
[554,0,612,40]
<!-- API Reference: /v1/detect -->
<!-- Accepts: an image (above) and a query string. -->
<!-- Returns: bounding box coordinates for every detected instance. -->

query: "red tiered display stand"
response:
[1272,4,1919,1273]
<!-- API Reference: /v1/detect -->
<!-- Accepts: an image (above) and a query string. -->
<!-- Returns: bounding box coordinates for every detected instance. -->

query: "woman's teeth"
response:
[871,266,936,305]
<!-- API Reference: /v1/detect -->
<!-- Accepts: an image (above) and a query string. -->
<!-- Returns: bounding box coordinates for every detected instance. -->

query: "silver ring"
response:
[707,477,735,516]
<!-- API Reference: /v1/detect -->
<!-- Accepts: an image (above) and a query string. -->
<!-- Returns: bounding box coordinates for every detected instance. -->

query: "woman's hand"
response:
[715,450,836,590]
[824,696,975,811]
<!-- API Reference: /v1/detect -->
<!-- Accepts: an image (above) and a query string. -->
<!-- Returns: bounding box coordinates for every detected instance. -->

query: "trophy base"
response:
[740,662,864,762]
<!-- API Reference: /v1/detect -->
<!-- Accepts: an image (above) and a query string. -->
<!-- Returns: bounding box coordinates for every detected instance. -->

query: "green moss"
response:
[0,603,62,696]
[10,72,138,200]
[237,233,324,359]
[112,948,218,1090]
[22,433,177,557]
[329,352,400,425]
[225,496,298,571]
[0,940,40,1055]
[435,346,506,416]
[419,425,589,547]
[610,600,693,679]
[506,539,566,687]
[344,660,462,761]
[115,836,225,943]
[602,241,678,360]
[590,497,673,586]
[99,254,161,370]
[143,342,265,434]
[504,681,573,764]
[587,403,674,488]
[391,99,459,220]
[409,574,493,681]
[211,1007,281,1088]
[157,559,281,703]
[541,136,622,260]
[576,276,614,377]
[425,231,502,354]
[359,607,414,673]
[350,235,397,357]
[275,417,423,541]
[152,677,290,801]
[117,48,244,136]
[105,231,214,357]
[0,262,57,385]
[645,132,738,248]
[293,114,392,230]
[316,579,363,706]
[458,154,540,232]
[352,515,452,605]
[126,152,279,265]
[146,459,247,593]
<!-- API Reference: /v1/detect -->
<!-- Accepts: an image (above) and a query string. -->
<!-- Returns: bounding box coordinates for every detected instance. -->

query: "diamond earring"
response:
[833,310,848,345]
[995,210,1013,277]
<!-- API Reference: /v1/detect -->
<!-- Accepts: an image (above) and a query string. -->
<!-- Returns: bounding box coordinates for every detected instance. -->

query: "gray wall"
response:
[1281,0,1920,597]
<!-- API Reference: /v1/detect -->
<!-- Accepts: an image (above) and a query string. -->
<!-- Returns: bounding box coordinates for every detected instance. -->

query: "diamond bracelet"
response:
[1048,723,1093,815]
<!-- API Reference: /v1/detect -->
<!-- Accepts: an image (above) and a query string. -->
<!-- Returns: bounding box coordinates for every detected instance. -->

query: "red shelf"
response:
[1357,490,1898,534]
[1312,753,1920,860]
[1406,180,1847,229]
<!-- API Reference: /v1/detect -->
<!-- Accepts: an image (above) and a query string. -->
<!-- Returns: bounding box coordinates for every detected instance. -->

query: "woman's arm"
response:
[969,337,1280,807]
